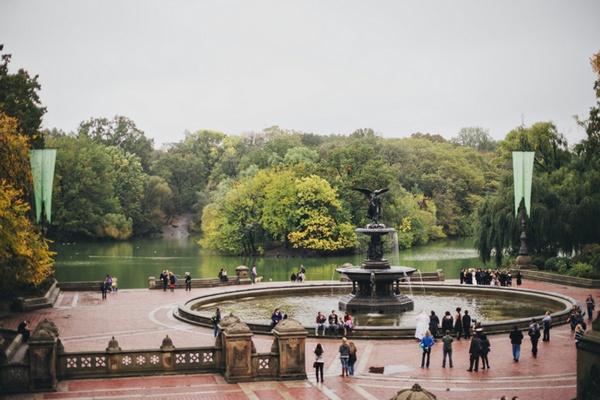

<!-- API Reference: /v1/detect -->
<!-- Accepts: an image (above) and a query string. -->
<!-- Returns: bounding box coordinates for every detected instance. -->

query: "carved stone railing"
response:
[0,315,307,394]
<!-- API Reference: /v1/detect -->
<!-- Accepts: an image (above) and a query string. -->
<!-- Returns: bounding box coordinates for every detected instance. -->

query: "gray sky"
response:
[1,1,599,148]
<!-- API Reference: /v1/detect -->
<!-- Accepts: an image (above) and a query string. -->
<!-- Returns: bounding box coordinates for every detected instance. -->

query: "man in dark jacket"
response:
[509,325,524,362]
[462,310,472,339]
[467,334,483,372]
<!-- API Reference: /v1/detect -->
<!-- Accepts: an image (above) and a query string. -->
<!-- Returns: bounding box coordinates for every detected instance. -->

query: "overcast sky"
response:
[1,1,599,148]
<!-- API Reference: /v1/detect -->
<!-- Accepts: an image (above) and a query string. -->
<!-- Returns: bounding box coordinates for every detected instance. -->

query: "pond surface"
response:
[51,236,482,289]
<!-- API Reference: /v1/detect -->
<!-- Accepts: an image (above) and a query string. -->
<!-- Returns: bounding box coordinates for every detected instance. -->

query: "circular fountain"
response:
[336,188,416,314]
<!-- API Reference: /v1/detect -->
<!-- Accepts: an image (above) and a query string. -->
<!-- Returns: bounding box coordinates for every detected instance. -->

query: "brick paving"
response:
[1,279,598,400]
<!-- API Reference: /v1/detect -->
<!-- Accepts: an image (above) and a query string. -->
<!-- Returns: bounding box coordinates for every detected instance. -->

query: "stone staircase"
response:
[13,279,61,312]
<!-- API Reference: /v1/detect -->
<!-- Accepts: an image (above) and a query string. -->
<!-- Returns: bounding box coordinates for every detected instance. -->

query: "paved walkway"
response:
[1,279,598,400]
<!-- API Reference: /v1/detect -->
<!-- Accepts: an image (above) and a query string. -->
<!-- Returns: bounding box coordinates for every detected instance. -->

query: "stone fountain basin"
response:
[173,282,575,340]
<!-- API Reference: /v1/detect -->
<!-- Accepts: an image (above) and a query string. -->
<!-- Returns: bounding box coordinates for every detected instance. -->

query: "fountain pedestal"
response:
[337,226,415,314]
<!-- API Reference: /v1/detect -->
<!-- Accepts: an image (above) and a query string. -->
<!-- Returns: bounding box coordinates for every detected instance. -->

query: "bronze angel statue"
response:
[353,187,390,225]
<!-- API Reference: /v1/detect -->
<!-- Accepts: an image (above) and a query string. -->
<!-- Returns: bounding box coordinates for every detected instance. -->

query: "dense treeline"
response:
[2,43,600,287]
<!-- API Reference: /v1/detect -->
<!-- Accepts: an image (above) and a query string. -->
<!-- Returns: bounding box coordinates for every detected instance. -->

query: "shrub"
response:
[567,262,600,279]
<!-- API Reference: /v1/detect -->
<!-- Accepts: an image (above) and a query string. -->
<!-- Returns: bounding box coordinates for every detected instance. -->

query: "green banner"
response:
[29,149,57,223]
[512,151,535,217]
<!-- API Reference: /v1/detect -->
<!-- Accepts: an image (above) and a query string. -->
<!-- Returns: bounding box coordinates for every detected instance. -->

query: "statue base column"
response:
[515,255,538,270]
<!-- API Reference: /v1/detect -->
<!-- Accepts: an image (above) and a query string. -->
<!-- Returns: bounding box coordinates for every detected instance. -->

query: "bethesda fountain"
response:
[336,188,416,314]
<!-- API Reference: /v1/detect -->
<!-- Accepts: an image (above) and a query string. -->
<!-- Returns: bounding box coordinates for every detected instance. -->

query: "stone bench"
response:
[0,330,23,365]
[149,265,252,289]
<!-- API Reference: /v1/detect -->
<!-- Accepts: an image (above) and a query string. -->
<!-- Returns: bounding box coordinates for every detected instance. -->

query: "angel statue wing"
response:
[353,188,389,224]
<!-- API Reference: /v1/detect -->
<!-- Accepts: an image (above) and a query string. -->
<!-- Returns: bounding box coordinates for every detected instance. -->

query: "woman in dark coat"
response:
[441,311,454,335]
[429,311,440,338]
[454,307,463,340]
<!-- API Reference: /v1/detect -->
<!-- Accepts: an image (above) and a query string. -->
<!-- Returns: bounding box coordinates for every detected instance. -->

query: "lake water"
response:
[51,236,482,289]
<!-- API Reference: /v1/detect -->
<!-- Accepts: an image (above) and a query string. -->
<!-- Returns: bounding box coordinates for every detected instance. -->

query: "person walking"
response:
[542,311,552,342]
[575,324,585,346]
[529,323,541,358]
[212,308,222,337]
[314,343,325,383]
[419,330,435,368]
[251,265,257,284]
[185,272,191,291]
[441,330,453,368]
[339,337,351,377]
[348,341,358,376]
[509,325,524,362]
[586,294,596,321]
[100,281,107,300]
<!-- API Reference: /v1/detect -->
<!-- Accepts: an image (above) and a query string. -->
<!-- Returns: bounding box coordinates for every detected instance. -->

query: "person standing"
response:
[212,308,222,337]
[185,272,192,291]
[415,310,429,340]
[339,337,351,377]
[586,294,596,321]
[441,311,453,335]
[478,329,491,369]
[454,307,463,340]
[441,330,453,368]
[509,325,524,362]
[462,310,472,340]
[419,330,434,368]
[516,271,522,286]
[467,332,483,372]
[161,271,169,291]
[529,323,541,358]
[429,311,440,338]
[169,272,176,291]
[17,320,32,342]
[348,341,358,376]
[314,343,325,383]
[251,265,257,284]
[542,311,552,342]
[100,281,107,300]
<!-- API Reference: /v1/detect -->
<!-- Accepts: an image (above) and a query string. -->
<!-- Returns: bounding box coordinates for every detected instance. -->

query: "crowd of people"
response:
[459,268,522,287]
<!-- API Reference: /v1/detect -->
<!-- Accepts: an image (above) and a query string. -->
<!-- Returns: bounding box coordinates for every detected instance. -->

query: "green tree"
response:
[0,181,55,297]
[451,126,498,152]
[138,175,173,234]
[46,136,121,240]
[78,116,154,171]
[0,45,46,147]
[287,175,356,253]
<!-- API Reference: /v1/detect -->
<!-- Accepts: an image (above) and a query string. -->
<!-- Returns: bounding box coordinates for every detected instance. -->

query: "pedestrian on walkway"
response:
[429,311,440,338]
[185,272,191,291]
[454,307,463,340]
[348,341,358,375]
[314,343,325,383]
[467,331,483,371]
[509,325,524,362]
[212,308,222,337]
[462,310,472,339]
[529,323,541,358]
[100,281,107,300]
[478,328,491,369]
[441,311,453,334]
[419,330,434,368]
[339,337,350,377]
[441,330,453,368]
[251,265,257,284]
[542,311,552,342]
[575,324,585,346]
[586,294,595,321]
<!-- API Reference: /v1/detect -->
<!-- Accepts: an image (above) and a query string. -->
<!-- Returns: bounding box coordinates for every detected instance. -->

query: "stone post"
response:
[106,336,122,373]
[28,319,59,391]
[222,321,255,382]
[160,335,175,370]
[235,266,252,284]
[218,313,242,371]
[148,276,156,289]
[577,316,600,398]
[272,318,307,381]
